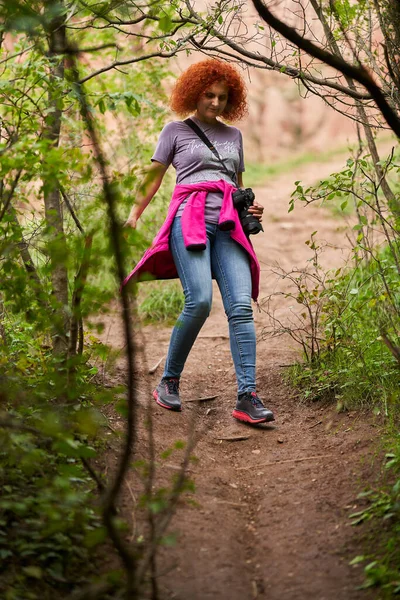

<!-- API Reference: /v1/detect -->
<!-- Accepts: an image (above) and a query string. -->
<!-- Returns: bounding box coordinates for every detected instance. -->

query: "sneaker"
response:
[153,377,182,411]
[232,391,275,424]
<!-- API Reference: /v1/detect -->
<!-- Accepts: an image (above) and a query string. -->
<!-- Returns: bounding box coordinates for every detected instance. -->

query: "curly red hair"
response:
[170,59,248,122]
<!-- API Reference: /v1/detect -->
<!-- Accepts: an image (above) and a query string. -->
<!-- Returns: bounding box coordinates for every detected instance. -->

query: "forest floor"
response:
[100,154,386,599]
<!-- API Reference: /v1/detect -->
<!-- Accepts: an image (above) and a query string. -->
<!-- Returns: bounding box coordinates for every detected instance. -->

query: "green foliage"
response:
[283,139,400,600]
[0,8,189,595]
[349,434,400,597]
[286,147,400,411]
[286,244,400,409]
[0,345,100,598]
[138,281,184,324]
[0,315,125,598]
[0,431,101,597]
[327,0,369,29]
[136,438,196,518]
[289,144,400,216]
[283,142,400,596]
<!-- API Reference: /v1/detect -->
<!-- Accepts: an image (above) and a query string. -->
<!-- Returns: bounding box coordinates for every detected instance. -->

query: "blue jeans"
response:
[163,217,256,394]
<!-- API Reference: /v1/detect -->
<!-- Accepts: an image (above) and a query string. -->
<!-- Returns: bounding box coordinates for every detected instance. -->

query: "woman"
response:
[124,59,274,425]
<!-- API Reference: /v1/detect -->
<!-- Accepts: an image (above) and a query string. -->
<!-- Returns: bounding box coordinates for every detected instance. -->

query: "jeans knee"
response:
[226,301,253,323]
[185,296,211,320]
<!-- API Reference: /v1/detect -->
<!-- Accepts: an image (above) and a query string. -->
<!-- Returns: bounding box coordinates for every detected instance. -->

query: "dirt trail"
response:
[102,155,381,599]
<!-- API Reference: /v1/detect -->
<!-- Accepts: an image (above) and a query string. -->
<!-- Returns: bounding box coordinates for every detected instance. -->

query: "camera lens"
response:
[242,215,263,235]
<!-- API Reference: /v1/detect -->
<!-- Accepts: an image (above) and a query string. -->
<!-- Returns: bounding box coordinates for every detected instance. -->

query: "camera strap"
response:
[184,118,238,187]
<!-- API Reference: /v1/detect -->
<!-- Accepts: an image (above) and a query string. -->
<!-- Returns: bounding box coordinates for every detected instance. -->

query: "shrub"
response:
[138,281,184,324]
[284,244,400,411]
[349,433,400,597]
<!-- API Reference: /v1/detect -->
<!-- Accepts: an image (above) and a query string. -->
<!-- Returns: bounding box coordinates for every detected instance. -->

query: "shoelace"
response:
[250,392,264,407]
[164,378,179,395]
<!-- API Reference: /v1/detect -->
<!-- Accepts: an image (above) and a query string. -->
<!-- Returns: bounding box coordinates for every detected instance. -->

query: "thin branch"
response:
[380,331,400,366]
[0,44,35,66]
[310,0,398,211]
[60,185,85,233]
[68,234,93,358]
[67,43,137,585]
[64,43,121,54]
[7,205,46,304]
[78,48,184,84]
[81,457,105,494]
[190,36,372,101]
[0,170,23,223]
[382,43,400,91]
[0,415,44,437]
[135,423,199,589]
[251,0,400,137]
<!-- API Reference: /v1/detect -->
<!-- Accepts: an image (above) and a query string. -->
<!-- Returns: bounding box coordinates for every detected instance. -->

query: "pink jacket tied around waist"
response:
[123,180,260,301]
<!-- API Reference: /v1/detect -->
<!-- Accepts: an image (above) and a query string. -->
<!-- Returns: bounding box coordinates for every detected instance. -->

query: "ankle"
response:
[238,390,256,399]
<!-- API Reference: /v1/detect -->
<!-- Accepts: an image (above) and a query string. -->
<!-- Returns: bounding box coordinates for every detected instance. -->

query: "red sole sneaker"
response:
[232,409,274,424]
[153,390,182,411]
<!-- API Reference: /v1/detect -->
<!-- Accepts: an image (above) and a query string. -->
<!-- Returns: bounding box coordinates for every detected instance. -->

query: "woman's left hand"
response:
[248,201,264,223]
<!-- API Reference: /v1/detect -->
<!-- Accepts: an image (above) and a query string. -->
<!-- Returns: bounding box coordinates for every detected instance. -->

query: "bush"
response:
[286,244,400,411]
[349,433,400,597]
[138,281,184,324]
[0,430,101,599]
[0,319,109,599]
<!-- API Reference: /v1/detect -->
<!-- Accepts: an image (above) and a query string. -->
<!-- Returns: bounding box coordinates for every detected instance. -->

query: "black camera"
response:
[232,187,263,236]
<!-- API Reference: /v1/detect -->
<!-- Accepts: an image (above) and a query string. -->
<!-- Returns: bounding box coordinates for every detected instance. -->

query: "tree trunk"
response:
[374,0,400,99]
[8,206,43,292]
[0,296,6,346]
[43,0,69,356]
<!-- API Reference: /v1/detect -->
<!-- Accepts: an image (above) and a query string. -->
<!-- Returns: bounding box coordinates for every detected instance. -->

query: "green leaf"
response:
[23,566,43,579]
[161,448,173,460]
[349,555,365,566]
[115,398,128,418]
[161,532,177,546]
[125,97,141,116]
[53,438,96,458]
[85,526,108,548]
[159,14,173,32]
[78,445,97,459]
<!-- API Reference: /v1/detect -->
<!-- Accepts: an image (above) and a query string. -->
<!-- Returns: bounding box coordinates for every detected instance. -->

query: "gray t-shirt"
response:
[151,116,245,223]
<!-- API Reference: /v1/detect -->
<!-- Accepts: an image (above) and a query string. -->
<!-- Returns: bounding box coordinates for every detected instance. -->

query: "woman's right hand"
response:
[124,213,138,229]
[124,161,167,230]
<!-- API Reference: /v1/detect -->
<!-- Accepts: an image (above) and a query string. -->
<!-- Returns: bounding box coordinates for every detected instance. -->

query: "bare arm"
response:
[125,160,168,228]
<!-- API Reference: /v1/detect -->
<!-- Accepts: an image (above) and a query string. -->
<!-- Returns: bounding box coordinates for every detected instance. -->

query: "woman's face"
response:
[195,80,229,123]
